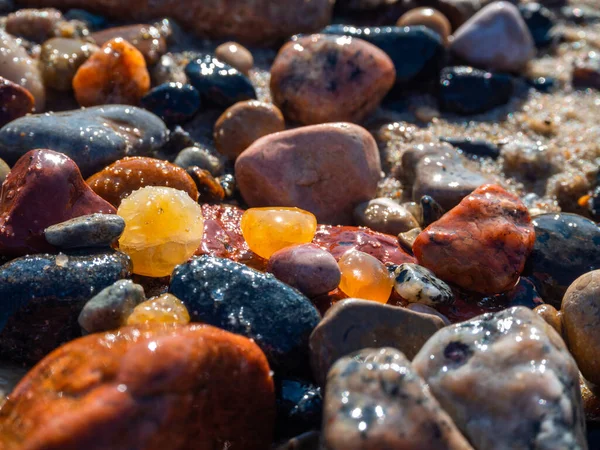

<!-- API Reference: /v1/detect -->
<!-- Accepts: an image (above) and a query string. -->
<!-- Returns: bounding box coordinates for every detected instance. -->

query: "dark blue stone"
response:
[320,25,446,86]
[527,76,557,93]
[440,136,500,159]
[276,378,323,439]
[0,105,168,177]
[438,66,514,115]
[185,55,256,109]
[519,3,555,47]
[64,9,108,30]
[525,213,600,307]
[170,255,321,375]
[141,82,201,125]
[0,250,132,363]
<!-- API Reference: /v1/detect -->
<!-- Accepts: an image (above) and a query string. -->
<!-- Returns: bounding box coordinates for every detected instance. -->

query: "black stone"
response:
[140,82,201,125]
[440,136,500,159]
[170,256,321,375]
[438,66,514,115]
[276,378,323,439]
[525,213,600,307]
[519,3,555,48]
[185,55,256,109]
[0,249,132,363]
[420,195,445,227]
[526,76,557,93]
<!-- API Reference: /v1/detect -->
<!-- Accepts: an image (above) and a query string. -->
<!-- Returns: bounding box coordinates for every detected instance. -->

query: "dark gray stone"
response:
[44,213,125,249]
[173,146,224,176]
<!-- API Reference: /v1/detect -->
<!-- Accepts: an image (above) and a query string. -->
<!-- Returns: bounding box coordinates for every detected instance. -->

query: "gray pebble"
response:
[353,197,419,235]
[173,146,224,176]
[393,263,454,306]
[44,214,125,250]
[78,279,145,334]
[397,227,421,253]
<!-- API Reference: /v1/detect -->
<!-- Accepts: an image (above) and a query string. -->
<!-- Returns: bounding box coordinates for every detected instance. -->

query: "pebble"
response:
[170,255,321,375]
[406,303,451,325]
[235,123,381,224]
[173,146,224,176]
[44,213,124,250]
[267,244,341,298]
[215,41,254,75]
[533,304,563,336]
[397,7,452,44]
[270,34,395,125]
[439,66,514,115]
[323,348,473,449]
[151,53,188,86]
[277,378,323,438]
[572,52,600,90]
[0,77,34,127]
[73,37,150,107]
[440,136,500,159]
[0,249,132,363]
[214,100,285,160]
[77,279,145,333]
[450,2,535,73]
[5,8,63,43]
[353,197,419,235]
[413,307,587,450]
[0,324,275,449]
[338,249,394,303]
[501,140,555,181]
[0,105,169,177]
[0,158,9,184]
[63,8,107,30]
[413,152,491,210]
[185,54,256,109]
[140,82,201,125]
[561,270,600,386]
[0,30,45,112]
[393,263,454,306]
[186,167,225,203]
[0,150,115,256]
[126,293,190,325]
[525,213,600,307]
[309,298,445,385]
[519,2,555,48]
[397,227,422,252]
[40,37,99,92]
[91,24,167,65]
[399,141,455,186]
[420,195,446,226]
[414,184,535,294]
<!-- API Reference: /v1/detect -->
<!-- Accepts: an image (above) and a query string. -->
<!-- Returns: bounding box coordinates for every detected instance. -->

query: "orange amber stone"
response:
[241,207,317,259]
[117,186,204,277]
[126,293,190,325]
[72,37,150,107]
[338,249,393,303]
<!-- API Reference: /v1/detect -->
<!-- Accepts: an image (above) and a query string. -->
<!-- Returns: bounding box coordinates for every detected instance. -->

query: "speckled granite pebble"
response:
[393,263,454,306]
[44,214,125,249]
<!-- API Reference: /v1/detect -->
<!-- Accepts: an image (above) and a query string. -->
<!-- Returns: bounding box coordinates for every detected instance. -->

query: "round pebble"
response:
[393,263,454,306]
[40,37,98,92]
[397,8,451,44]
[140,82,201,125]
[44,213,125,249]
[353,197,419,235]
[215,41,254,75]
[533,304,563,336]
[338,249,394,304]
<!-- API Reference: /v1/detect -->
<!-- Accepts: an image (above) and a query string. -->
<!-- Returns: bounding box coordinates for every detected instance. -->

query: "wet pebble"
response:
[44,213,125,249]
[519,2,555,48]
[140,82,201,125]
[186,167,225,203]
[170,255,321,375]
[91,24,167,65]
[270,34,395,125]
[77,279,145,333]
[397,227,422,253]
[533,303,563,336]
[0,76,34,127]
[393,263,454,306]
[309,298,445,385]
[397,7,452,44]
[185,54,256,109]
[40,37,99,92]
[151,53,188,86]
[277,379,323,438]
[399,141,455,186]
[0,105,168,177]
[353,197,419,235]
[440,136,500,159]
[267,244,341,298]
[173,146,224,176]
[420,195,446,226]
[5,8,63,43]
[215,41,254,75]
[439,66,514,115]
[214,100,285,160]
[323,347,473,449]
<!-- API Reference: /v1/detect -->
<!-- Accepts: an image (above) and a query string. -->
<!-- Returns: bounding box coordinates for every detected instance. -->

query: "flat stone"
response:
[393,262,455,306]
[170,255,321,376]
[414,184,535,294]
[413,307,587,450]
[309,298,445,385]
[0,105,168,177]
[323,347,474,449]
[353,197,419,235]
[44,214,125,249]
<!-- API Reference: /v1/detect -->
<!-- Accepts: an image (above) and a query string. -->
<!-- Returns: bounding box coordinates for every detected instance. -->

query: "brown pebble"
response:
[92,24,167,65]
[397,7,451,44]
[533,304,563,336]
[0,77,34,127]
[214,100,285,160]
[186,167,225,203]
[40,38,99,92]
[215,42,254,74]
[86,157,199,207]
[5,8,63,43]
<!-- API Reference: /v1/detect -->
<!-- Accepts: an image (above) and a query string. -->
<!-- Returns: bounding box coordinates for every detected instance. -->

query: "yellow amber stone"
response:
[338,249,394,304]
[126,293,191,325]
[241,207,317,259]
[117,186,204,277]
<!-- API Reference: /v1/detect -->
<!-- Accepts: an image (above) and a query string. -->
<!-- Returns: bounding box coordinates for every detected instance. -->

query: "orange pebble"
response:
[338,249,394,304]
[72,37,150,107]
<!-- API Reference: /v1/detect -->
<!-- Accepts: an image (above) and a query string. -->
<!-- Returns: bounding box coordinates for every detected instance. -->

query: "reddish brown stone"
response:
[0,149,116,256]
[0,324,275,450]
[86,157,199,208]
[0,77,34,127]
[186,167,225,204]
[413,184,535,294]
[92,25,167,65]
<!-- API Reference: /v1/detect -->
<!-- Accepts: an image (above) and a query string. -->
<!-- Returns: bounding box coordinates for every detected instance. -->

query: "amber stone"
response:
[72,37,150,107]
[413,184,535,294]
[338,249,394,303]
[0,324,275,450]
[127,294,190,325]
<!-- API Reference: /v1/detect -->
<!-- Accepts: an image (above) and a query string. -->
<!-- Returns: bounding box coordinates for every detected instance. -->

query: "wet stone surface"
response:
[44,214,125,249]
[393,263,455,306]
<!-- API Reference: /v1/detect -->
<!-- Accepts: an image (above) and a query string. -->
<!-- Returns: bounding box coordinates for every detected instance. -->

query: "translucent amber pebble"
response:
[241,207,317,259]
[117,186,204,277]
[126,293,190,325]
[338,249,393,303]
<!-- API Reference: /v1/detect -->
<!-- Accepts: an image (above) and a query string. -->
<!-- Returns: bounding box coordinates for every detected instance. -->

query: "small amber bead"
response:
[241,207,317,259]
[126,293,190,325]
[338,249,393,304]
[117,186,204,277]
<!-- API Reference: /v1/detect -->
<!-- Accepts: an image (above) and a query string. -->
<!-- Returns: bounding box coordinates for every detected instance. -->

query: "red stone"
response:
[0,76,34,127]
[0,324,275,450]
[413,184,535,294]
[0,149,116,256]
